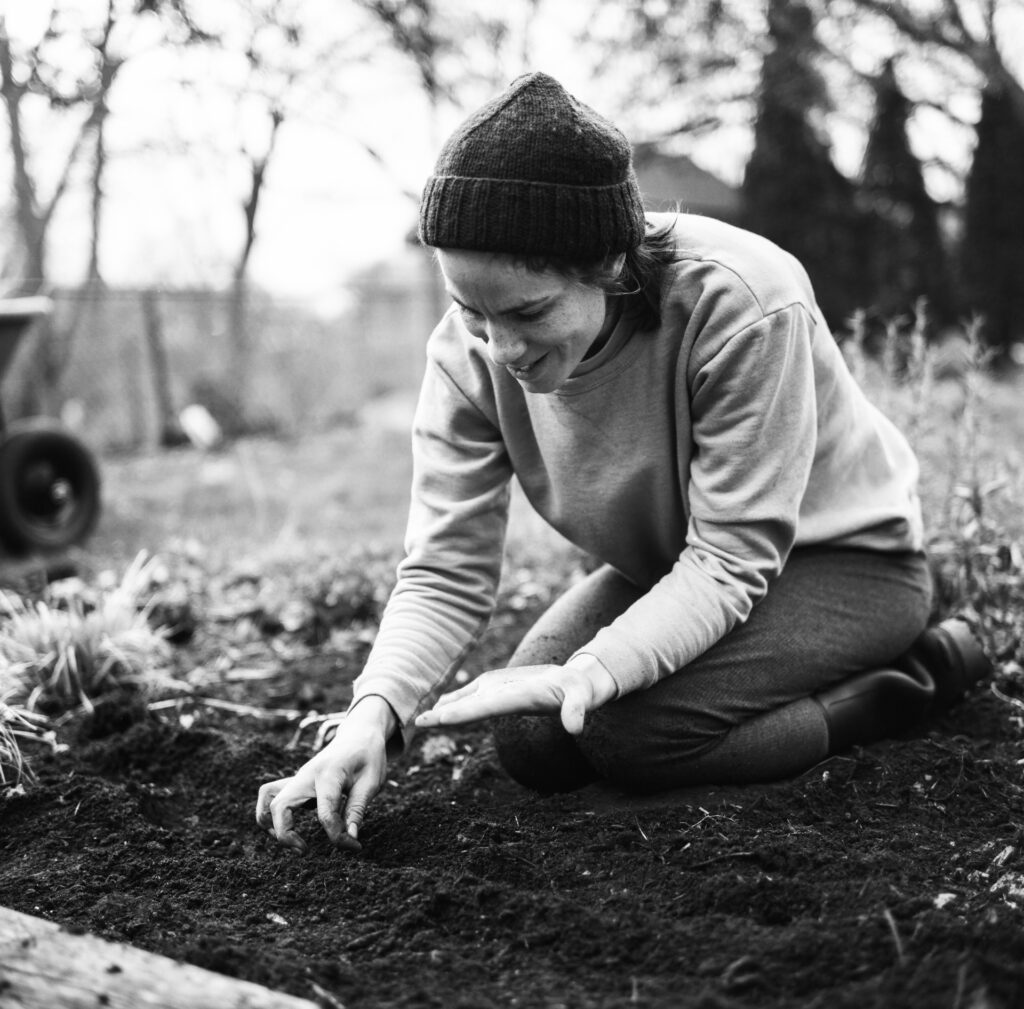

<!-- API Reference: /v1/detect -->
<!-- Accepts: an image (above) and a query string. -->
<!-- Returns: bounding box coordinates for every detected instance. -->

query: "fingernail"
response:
[338,826,362,852]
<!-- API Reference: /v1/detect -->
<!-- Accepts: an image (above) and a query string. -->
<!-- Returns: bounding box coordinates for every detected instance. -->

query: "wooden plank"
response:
[0,906,320,1009]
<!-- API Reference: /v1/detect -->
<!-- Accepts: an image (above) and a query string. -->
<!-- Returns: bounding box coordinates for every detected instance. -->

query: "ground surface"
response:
[2,606,1024,1009]
[2,408,1024,1009]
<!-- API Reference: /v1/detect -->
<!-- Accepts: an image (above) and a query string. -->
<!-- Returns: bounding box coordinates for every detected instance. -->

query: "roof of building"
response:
[633,142,742,219]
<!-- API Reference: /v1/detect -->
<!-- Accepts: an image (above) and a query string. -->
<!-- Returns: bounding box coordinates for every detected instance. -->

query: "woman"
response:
[257,72,989,853]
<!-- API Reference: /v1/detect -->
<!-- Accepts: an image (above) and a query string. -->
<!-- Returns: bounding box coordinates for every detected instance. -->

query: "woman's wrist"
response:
[565,652,619,705]
[346,694,399,739]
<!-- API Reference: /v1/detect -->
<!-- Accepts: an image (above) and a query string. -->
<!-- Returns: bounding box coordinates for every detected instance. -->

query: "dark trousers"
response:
[493,547,933,793]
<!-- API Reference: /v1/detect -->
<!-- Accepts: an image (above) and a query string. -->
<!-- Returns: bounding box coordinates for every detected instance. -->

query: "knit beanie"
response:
[418,72,645,259]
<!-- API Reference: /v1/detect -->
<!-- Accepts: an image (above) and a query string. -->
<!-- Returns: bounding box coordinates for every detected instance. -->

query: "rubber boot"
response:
[814,618,992,754]
[895,617,993,709]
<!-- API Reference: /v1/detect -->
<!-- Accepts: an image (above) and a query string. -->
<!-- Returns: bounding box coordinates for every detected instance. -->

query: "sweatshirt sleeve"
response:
[349,357,512,746]
[575,303,818,696]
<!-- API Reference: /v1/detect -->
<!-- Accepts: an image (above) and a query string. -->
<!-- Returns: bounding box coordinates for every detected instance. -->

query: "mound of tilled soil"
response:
[2,684,1023,1008]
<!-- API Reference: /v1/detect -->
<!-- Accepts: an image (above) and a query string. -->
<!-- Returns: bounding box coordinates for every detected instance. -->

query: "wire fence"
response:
[1,251,448,453]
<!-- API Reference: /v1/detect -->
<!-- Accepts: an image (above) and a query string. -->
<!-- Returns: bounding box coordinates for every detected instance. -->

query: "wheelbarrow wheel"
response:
[0,420,101,553]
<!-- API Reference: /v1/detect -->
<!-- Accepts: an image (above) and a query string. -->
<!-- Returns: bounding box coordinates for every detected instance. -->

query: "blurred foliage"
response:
[596,0,1024,350]
[860,57,956,334]
[961,83,1024,363]
[207,548,396,645]
[843,308,1024,683]
[741,0,872,328]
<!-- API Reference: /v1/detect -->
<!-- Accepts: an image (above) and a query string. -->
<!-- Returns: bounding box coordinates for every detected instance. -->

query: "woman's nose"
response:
[485,325,527,367]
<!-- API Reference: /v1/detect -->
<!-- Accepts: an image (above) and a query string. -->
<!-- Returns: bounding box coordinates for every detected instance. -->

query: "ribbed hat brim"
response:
[418,173,646,258]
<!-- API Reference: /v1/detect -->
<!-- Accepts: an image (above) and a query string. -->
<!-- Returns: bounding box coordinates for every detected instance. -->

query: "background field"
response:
[84,398,577,576]
[84,355,1024,588]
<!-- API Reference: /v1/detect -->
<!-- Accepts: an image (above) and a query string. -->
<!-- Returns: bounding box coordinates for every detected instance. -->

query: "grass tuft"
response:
[0,551,174,717]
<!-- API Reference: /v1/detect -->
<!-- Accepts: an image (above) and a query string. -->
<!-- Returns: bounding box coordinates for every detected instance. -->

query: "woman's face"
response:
[436,249,616,394]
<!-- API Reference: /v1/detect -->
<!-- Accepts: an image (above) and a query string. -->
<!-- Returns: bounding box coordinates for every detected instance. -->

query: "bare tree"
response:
[354,0,525,328]
[0,4,121,295]
[223,3,299,419]
[356,0,521,136]
[356,0,451,113]
[0,3,125,415]
[0,1,207,416]
[227,104,284,414]
[582,0,766,141]
[174,0,380,426]
[835,0,1024,125]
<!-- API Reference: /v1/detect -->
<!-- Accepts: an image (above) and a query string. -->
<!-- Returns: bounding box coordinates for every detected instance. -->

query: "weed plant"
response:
[843,307,1024,686]
[0,552,173,718]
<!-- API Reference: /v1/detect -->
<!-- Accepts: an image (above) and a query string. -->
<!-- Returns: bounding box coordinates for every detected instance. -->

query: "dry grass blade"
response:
[0,704,30,788]
[847,310,1024,679]
[0,697,63,790]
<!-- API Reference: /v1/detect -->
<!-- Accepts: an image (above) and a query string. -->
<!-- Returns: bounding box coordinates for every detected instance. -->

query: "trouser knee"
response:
[491,714,599,794]
[575,704,726,793]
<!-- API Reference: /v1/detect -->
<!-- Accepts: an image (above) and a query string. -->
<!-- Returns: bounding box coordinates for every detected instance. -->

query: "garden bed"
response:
[3,383,1024,1009]
[2,607,1023,1009]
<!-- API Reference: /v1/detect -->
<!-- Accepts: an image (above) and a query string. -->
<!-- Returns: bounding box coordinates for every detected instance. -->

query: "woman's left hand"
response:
[414,654,617,735]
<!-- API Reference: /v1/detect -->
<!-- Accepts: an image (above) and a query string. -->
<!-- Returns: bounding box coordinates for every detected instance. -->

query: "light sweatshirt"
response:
[349,214,924,739]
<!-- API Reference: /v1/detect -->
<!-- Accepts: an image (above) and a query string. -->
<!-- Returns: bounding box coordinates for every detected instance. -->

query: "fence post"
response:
[141,289,187,448]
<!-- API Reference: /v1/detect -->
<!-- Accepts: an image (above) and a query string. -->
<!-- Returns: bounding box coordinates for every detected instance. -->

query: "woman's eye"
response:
[456,305,488,340]
[509,307,548,323]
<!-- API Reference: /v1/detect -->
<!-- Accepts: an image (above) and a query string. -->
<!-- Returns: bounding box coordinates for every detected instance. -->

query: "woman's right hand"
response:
[255,696,395,854]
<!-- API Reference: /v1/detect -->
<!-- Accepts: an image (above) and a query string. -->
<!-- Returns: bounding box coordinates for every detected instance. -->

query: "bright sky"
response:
[3,0,1019,300]
[3,0,621,300]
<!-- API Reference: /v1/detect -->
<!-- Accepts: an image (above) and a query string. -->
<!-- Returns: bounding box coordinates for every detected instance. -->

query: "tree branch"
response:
[844,0,1024,128]
[39,1,123,229]
[0,22,43,274]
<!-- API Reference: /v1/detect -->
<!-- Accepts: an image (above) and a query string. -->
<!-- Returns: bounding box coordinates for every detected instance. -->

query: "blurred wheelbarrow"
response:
[0,297,101,555]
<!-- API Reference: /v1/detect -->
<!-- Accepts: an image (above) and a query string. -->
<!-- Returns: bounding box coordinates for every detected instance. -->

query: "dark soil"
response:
[3,616,1024,1009]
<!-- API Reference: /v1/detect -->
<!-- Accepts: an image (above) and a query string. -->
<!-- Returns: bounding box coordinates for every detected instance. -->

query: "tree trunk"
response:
[226,264,253,421]
[226,108,283,426]
[141,290,187,447]
[86,104,108,285]
[0,13,119,419]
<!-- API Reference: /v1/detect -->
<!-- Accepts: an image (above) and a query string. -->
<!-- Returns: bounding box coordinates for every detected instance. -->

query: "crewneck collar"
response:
[558,305,645,393]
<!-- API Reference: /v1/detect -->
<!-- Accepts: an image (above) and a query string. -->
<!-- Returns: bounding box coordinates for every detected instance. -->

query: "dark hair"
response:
[515,217,677,331]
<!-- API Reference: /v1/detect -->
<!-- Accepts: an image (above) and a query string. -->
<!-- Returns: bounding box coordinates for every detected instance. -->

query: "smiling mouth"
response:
[509,355,547,379]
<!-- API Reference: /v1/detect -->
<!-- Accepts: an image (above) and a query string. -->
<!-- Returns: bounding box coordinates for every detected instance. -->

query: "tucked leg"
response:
[491,564,641,792]
[493,548,934,794]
